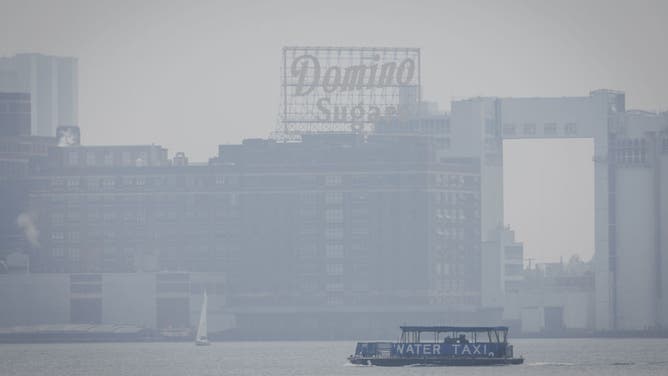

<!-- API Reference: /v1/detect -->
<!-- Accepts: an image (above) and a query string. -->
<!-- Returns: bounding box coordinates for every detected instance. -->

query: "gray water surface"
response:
[2,338,668,376]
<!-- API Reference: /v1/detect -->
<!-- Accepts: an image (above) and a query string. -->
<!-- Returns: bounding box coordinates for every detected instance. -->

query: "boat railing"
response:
[399,326,509,344]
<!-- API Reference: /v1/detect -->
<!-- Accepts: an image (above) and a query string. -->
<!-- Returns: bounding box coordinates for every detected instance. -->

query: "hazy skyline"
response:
[2,0,666,263]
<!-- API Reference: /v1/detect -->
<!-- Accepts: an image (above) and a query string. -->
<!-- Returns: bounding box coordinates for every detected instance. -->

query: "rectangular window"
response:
[68,151,79,166]
[122,151,131,166]
[52,247,64,257]
[544,123,557,135]
[104,152,114,166]
[504,263,523,276]
[69,248,81,262]
[326,263,343,276]
[564,123,577,135]
[327,296,343,306]
[325,192,343,205]
[70,284,102,294]
[523,123,536,135]
[325,228,344,240]
[503,124,516,136]
[505,246,523,260]
[86,153,96,166]
[325,209,344,223]
[326,283,344,292]
[325,244,344,258]
[102,178,115,188]
[325,175,342,186]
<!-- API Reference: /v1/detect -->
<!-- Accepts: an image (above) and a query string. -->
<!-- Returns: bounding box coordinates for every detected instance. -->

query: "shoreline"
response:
[2,331,668,344]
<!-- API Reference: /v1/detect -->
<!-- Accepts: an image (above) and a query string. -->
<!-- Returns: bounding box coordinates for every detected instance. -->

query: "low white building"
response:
[0,272,231,333]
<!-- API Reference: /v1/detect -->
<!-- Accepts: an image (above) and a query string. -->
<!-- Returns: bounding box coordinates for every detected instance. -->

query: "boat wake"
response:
[527,362,575,367]
[344,362,372,367]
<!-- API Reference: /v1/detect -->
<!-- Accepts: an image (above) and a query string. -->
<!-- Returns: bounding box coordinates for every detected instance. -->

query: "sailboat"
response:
[195,290,210,346]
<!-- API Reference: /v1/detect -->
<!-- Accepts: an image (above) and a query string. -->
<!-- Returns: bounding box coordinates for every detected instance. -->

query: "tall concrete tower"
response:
[610,110,668,330]
[0,53,78,137]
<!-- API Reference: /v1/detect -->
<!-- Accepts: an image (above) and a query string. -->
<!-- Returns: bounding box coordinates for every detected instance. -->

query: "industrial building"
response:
[6,130,486,338]
[446,90,668,331]
[1,81,667,336]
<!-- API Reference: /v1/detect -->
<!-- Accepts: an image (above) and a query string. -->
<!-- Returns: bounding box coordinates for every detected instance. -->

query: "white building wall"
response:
[561,292,594,329]
[481,239,503,308]
[450,98,503,243]
[506,289,594,332]
[495,92,616,330]
[102,274,156,328]
[0,272,231,330]
[660,148,668,327]
[451,91,623,330]
[0,274,70,326]
[500,96,596,139]
[520,307,544,333]
[615,167,657,329]
[449,99,484,159]
[590,91,616,331]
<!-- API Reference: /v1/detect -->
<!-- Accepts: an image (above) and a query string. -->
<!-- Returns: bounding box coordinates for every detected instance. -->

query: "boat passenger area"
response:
[352,325,520,362]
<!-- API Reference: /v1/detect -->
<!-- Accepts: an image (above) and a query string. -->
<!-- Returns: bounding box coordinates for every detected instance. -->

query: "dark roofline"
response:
[400,326,509,332]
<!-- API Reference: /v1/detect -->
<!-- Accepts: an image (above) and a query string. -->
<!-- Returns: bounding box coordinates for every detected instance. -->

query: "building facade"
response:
[0,272,228,334]
[0,92,31,136]
[0,53,78,137]
[17,133,485,338]
[449,90,668,330]
[2,88,666,335]
[0,131,56,267]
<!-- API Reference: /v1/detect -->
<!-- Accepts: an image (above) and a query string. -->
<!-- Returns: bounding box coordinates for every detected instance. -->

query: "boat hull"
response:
[349,356,524,366]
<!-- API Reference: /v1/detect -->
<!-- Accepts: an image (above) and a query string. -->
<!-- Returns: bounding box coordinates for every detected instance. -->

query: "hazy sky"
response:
[2,0,666,262]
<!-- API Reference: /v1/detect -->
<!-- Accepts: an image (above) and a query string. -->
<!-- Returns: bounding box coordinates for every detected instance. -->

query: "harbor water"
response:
[1,338,668,376]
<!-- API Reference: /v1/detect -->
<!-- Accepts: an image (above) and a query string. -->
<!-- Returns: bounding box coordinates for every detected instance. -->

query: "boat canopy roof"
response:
[399,326,510,343]
[400,326,509,333]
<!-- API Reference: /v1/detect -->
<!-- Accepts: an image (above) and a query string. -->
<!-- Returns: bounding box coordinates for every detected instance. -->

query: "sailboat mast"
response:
[196,289,208,343]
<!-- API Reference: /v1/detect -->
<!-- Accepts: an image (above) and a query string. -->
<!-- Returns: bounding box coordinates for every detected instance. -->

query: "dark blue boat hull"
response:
[348,356,524,366]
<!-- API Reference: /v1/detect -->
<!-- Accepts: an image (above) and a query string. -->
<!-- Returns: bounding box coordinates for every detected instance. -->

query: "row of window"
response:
[377,118,451,134]
[326,263,343,276]
[51,247,80,261]
[44,193,240,206]
[503,122,578,136]
[505,263,523,276]
[433,174,478,188]
[0,140,47,153]
[67,150,153,167]
[434,191,481,204]
[435,208,479,221]
[615,150,648,165]
[0,101,30,113]
[47,173,458,191]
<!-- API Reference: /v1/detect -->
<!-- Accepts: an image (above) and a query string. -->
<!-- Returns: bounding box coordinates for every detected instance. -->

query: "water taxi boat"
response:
[348,325,523,366]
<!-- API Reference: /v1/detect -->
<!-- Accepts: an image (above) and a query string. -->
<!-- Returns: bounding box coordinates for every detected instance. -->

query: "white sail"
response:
[195,290,209,345]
